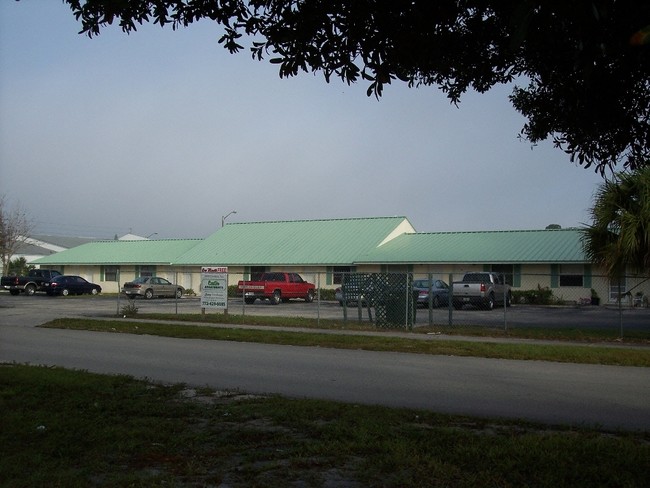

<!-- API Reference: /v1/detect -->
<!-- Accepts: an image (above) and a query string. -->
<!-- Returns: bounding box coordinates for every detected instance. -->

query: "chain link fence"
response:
[224,271,649,334]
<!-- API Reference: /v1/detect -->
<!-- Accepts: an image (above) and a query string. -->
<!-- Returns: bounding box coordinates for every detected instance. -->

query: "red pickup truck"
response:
[237,272,315,305]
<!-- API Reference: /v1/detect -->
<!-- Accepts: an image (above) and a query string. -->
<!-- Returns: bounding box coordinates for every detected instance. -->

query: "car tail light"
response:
[480,283,486,292]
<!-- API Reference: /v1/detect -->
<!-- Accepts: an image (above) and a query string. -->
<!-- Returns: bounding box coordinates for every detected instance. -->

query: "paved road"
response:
[1,294,649,431]
[2,293,649,330]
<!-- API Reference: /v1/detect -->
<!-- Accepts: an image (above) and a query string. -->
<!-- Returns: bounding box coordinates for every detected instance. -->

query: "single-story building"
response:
[32,217,649,305]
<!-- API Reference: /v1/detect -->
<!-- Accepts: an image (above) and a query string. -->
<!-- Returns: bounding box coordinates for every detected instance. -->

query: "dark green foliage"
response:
[7,257,32,276]
[512,286,556,305]
[582,167,650,278]
[317,287,336,301]
[120,300,139,317]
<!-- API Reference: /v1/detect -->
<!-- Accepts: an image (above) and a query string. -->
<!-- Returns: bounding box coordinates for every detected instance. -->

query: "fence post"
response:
[448,279,454,328]
[316,272,320,327]
[503,276,507,332]
[428,273,433,326]
[116,268,121,316]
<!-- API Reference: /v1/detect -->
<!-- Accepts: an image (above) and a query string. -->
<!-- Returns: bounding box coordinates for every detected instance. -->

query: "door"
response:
[154,277,173,296]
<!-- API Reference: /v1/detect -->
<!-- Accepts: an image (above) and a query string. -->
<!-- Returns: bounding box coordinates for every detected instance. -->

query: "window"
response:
[138,266,156,278]
[289,273,304,283]
[333,266,352,285]
[559,265,583,287]
[490,265,513,286]
[102,266,119,282]
[250,266,266,281]
[609,277,627,302]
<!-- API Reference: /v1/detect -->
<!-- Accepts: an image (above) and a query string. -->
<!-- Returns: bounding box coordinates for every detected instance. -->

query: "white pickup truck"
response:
[452,272,512,310]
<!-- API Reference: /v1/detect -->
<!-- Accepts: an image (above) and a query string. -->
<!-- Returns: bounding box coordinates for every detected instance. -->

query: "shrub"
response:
[120,301,139,317]
[512,285,555,305]
[318,288,336,301]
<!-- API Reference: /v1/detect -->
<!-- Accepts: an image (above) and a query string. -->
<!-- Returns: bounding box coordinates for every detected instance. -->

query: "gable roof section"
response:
[175,217,414,266]
[356,229,587,264]
[32,239,203,266]
[28,235,98,250]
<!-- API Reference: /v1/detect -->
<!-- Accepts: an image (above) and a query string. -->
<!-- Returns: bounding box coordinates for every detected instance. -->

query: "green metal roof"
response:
[32,239,203,265]
[175,217,413,266]
[31,222,588,267]
[356,229,587,264]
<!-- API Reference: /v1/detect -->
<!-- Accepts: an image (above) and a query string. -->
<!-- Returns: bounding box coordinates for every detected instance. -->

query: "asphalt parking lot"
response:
[1,291,648,332]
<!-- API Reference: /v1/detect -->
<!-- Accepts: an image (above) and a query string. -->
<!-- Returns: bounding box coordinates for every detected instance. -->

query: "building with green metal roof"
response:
[32,217,415,294]
[175,217,414,266]
[358,229,587,264]
[30,217,643,303]
[36,239,203,266]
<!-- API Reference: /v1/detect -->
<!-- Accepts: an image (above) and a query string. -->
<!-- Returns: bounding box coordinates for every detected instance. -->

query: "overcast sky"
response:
[0,2,607,239]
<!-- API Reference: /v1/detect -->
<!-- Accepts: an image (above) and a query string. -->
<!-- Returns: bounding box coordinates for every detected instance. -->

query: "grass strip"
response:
[137,312,650,344]
[1,364,648,487]
[41,318,650,367]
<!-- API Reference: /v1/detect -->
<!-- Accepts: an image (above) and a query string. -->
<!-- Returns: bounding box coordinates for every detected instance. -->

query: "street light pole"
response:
[221,210,237,227]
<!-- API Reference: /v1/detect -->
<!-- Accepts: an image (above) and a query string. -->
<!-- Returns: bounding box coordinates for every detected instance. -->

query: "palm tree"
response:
[582,167,650,279]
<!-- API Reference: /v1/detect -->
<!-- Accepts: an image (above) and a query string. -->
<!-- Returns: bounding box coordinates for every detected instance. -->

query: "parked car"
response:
[335,285,368,306]
[44,275,101,296]
[1,269,62,295]
[122,276,184,299]
[413,279,449,307]
[237,272,315,305]
[335,274,374,307]
[452,272,511,310]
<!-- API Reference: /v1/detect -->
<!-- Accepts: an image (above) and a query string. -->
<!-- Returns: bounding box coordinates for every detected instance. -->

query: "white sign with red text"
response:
[200,267,228,309]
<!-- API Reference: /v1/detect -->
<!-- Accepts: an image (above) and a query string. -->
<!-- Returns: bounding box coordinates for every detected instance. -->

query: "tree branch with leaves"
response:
[582,167,650,280]
[0,195,34,275]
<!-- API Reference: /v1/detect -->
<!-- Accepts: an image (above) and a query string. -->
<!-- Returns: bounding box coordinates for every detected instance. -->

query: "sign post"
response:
[200,267,228,314]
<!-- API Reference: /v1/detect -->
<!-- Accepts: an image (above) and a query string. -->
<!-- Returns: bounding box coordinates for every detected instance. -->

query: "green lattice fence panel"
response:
[340,272,416,328]
[372,273,415,329]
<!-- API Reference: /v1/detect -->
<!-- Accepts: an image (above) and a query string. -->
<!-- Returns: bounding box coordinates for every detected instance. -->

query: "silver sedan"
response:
[122,276,184,299]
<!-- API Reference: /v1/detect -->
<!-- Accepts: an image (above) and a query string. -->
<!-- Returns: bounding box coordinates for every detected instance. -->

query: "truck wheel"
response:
[485,294,495,310]
[24,284,36,296]
[271,290,281,305]
[144,289,154,299]
[244,297,256,305]
[305,290,314,303]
